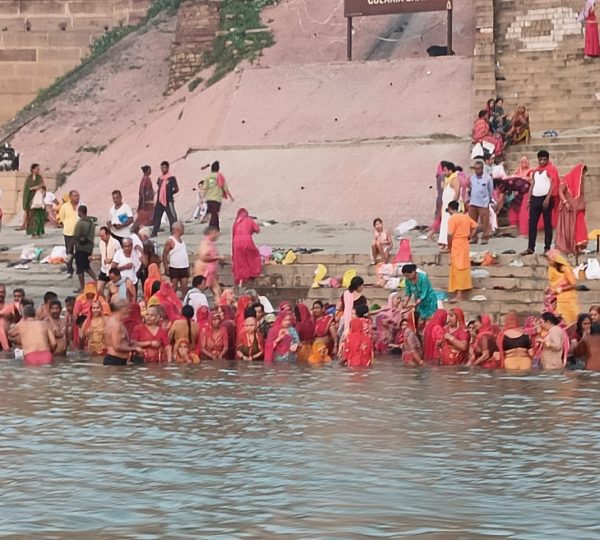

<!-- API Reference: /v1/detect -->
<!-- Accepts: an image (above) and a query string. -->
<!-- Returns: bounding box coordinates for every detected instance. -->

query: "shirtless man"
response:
[103,300,143,366]
[107,268,136,304]
[36,291,58,320]
[10,305,56,365]
[193,226,224,303]
[47,299,68,356]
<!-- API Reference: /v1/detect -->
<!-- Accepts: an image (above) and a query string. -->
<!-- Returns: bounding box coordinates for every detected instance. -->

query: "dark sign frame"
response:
[344,0,454,60]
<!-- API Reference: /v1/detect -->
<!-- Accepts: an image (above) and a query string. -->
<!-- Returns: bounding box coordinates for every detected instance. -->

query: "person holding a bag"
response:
[73,205,98,293]
[202,161,234,230]
[24,163,46,238]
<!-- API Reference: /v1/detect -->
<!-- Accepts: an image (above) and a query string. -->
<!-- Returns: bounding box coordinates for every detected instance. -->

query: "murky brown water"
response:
[1,357,599,539]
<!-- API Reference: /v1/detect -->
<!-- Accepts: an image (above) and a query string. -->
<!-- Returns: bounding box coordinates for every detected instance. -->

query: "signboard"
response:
[344,0,454,60]
[345,0,452,17]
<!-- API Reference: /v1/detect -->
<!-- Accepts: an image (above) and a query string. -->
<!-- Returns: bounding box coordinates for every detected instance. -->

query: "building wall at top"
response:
[0,0,152,124]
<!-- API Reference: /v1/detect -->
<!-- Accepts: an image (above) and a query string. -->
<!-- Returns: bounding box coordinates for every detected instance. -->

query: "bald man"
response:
[162,221,190,294]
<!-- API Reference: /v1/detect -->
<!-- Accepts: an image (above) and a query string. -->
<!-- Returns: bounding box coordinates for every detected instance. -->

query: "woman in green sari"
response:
[23,163,46,238]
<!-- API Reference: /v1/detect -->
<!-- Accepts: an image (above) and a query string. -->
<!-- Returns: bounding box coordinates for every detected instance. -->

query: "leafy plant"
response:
[204,0,276,86]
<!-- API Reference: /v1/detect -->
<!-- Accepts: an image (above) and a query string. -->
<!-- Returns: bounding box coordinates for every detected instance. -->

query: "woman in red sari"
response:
[235,295,252,335]
[154,282,183,323]
[580,0,600,57]
[422,309,447,364]
[468,314,500,368]
[131,307,171,363]
[312,301,337,355]
[294,303,315,362]
[198,310,228,360]
[218,304,237,359]
[472,110,504,156]
[123,302,143,337]
[196,305,210,336]
[232,208,262,286]
[343,318,373,368]
[556,164,588,255]
[135,165,155,227]
[440,308,469,366]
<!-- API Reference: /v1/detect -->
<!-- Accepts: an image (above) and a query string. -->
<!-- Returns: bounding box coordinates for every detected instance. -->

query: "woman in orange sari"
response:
[440,307,470,366]
[144,263,162,302]
[546,250,580,326]
[73,282,110,348]
[507,105,530,144]
[556,164,588,255]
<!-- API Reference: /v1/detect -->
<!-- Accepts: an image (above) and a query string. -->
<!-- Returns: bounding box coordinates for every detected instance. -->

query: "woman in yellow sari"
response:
[546,250,579,326]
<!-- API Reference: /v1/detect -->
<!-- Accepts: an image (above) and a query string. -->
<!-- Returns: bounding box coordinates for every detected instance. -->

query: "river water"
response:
[1,358,599,539]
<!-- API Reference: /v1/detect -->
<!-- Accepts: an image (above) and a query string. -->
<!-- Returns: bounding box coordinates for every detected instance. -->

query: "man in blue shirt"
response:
[468,160,494,244]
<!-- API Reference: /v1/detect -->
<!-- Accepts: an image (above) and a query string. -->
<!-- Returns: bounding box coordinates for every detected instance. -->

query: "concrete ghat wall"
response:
[167,0,220,92]
[0,0,152,124]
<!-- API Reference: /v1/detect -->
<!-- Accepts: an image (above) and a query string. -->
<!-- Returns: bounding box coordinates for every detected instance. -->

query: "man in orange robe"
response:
[447,200,477,302]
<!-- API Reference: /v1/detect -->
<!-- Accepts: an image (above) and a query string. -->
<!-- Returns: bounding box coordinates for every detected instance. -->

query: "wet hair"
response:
[478,110,487,118]
[31,163,39,172]
[355,304,369,318]
[99,226,110,235]
[455,165,463,172]
[109,268,121,278]
[13,288,25,296]
[141,165,151,174]
[592,323,600,335]
[348,276,364,292]
[22,298,34,308]
[440,160,451,170]
[161,160,169,168]
[43,291,58,303]
[182,304,195,342]
[192,275,206,288]
[448,200,460,212]
[244,305,257,319]
[312,300,324,309]
[111,189,122,197]
[373,218,383,227]
[402,264,417,274]
[23,305,36,318]
[65,296,75,304]
[250,302,263,313]
[537,150,550,159]
[211,161,220,172]
[79,205,88,216]
[151,280,161,296]
[49,299,62,309]
[541,312,560,325]
[576,313,592,337]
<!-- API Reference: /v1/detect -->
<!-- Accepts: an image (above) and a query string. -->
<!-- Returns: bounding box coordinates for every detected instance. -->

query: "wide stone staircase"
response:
[492,0,600,221]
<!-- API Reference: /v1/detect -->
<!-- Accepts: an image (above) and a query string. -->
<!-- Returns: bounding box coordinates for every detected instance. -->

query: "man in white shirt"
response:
[96,226,121,297]
[183,275,209,317]
[108,190,133,246]
[111,237,139,287]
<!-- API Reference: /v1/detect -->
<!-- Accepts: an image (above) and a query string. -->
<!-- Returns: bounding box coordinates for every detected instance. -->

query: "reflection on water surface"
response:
[1,358,599,538]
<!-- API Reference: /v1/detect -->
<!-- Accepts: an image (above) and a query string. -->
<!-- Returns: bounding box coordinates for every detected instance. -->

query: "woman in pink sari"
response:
[580,0,600,57]
[556,164,588,255]
[513,156,534,236]
[374,292,403,353]
[232,208,262,286]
